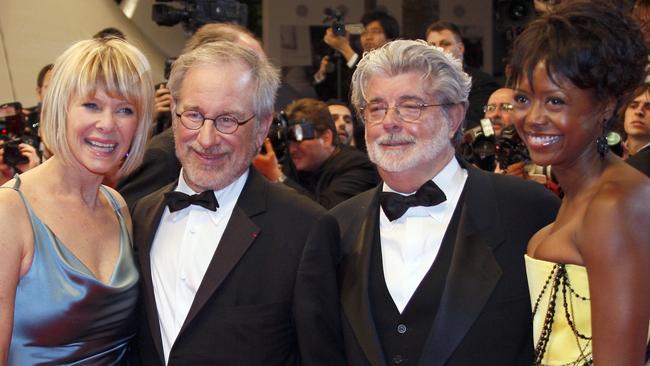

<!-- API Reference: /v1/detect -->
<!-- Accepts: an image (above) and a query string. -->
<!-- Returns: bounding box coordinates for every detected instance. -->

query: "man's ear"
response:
[446,103,466,139]
[321,129,334,147]
[255,114,274,146]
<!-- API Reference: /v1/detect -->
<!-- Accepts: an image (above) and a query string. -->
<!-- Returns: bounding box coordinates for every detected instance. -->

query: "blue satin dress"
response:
[5,176,139,365]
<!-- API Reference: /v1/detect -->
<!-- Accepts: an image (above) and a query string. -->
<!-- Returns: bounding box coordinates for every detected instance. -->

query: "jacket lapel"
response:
[178,169,264,334]
[417,164,505,366]
[340,187,388,366]
[135,182,176,362]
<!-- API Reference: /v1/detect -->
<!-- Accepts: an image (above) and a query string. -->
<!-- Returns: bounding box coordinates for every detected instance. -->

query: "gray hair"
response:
[167,41,280,120]
[351,39,472,118]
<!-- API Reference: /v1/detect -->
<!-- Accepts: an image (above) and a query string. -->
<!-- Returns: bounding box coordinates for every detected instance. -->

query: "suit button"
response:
[397,324,407,334]
[393,354,404,364]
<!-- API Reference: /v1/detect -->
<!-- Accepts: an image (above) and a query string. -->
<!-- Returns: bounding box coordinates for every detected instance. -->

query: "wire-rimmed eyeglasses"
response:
[360,101,454,124]
[482,103,513,113]
[176,110,255,134]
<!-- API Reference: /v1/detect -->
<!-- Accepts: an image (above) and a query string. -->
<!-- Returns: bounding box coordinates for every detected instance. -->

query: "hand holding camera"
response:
[0,140,41,182]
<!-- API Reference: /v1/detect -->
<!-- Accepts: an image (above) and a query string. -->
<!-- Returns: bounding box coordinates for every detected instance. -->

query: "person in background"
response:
[509,1,650,364]
[333,39,559,366]
[623,84,650,176]
[327,100,356,146]
[255,98,378,209]
[315,9,399,101]
[426,20,501,130]
[0,37,153,365]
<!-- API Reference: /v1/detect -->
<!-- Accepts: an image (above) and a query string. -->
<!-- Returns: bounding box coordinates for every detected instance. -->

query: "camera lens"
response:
[509,3,529,20]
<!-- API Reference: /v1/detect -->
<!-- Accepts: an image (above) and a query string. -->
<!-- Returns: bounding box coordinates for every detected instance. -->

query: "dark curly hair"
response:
[508,0,647,130]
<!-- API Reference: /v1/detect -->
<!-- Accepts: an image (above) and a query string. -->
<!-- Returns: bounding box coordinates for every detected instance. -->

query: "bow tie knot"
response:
[164,190,219,212]
[380,181,446,221]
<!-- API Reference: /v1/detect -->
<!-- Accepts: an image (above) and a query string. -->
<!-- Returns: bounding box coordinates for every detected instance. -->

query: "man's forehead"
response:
[365,21,385,32]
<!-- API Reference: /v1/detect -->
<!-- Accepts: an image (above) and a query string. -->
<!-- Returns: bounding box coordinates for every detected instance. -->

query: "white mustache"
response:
[375,133,416,145]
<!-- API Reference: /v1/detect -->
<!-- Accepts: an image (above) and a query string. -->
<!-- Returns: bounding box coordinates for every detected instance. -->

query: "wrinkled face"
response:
[173,63,268,192]
[484,88,515,137]
[329,104,354,145]
[512,62,604,168]
[624,91,650,143]
[288,130,332,172]
[361,21,388,52]
[66,86,138,176]
[363,71,456,174]
[426,30,464,61]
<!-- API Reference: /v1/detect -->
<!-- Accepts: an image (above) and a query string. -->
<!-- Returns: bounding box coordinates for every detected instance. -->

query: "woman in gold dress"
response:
[508,1,650,365]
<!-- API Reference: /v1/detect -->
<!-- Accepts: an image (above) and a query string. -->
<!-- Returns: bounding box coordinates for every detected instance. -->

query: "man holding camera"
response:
[314,10,400,101]
[255,98,378,209]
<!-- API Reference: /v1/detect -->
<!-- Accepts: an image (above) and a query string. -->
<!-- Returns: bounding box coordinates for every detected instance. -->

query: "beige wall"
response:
[0,0,181,108]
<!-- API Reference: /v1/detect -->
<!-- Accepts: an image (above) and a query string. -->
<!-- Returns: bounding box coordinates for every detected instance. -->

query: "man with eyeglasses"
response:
[330,40,560,366]
[129,41,345,366]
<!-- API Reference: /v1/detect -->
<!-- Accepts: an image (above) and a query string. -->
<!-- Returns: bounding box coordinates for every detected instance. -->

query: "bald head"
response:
[183,23,266,59]
[484,88,515,137]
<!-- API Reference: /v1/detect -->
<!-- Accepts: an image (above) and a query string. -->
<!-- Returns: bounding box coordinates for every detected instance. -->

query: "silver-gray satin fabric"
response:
[5,176,139,365]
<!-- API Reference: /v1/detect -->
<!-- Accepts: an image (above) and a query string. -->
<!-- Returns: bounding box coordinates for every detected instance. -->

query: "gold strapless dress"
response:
[525,255,592,365]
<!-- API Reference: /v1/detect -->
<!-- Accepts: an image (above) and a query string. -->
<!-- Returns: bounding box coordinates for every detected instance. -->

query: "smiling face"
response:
[173,62,268,192]
[512,62,606,168]
[65,86,138,177]
[328,104,354,145]
[363,71,459,177]
[624,91,650,147]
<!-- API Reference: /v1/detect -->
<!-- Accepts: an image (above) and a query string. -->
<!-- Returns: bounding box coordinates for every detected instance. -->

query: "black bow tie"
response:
[380,181,447,221]
[164,190,219,212]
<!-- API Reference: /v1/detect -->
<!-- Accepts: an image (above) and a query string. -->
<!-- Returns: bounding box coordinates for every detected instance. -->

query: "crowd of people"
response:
[0,0,649,365]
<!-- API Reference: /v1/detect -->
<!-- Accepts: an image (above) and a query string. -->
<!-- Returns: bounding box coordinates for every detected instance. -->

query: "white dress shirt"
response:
[150,169,248,364]
[380,158,467,313]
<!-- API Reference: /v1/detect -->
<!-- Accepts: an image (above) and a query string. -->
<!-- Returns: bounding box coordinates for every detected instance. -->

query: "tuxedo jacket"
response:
[330,161,560,366]
[130,169,345,365]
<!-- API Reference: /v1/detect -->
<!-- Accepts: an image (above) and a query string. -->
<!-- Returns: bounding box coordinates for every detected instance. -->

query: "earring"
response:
[596,120,609,158]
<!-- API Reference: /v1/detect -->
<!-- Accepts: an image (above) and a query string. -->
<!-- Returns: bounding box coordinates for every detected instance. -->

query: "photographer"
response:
[254,98,378,209]
[0,141,40,185]
[314,9,399,101]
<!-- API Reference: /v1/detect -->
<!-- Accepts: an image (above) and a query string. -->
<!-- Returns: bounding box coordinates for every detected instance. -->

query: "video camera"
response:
[265,112,319,163]
[323,7,347,37]
[0,102,40,170]
[496,124,530,168]
[152,0,248,33]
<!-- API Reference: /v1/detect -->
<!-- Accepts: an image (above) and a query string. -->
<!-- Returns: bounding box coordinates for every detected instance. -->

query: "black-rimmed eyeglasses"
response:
[360,102,454,124]
[176,110,255,134]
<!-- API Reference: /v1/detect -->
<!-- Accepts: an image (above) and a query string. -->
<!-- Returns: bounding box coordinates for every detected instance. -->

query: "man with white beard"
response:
[329,40,560,366]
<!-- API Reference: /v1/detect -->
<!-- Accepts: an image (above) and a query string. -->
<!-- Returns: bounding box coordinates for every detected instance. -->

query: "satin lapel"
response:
[417,165,505,366]
[178,169,263,334]
[135,182,176,362]
[340,187,388,366]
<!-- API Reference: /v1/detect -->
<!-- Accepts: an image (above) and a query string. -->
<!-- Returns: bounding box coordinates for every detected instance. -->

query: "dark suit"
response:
[131,169,345,365]
[117,128,180,208]
[284,145,379,209]
[330,160,560,366]
[626,144,650,177]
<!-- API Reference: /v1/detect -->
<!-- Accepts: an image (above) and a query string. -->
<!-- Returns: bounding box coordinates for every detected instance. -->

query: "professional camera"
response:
[0,102,40,170]
[264,112,320,164]
[461,118,497,171]
[496,124,530,168]
[152,0,248,33]
[323,6,347,37]
[495,0,536,30]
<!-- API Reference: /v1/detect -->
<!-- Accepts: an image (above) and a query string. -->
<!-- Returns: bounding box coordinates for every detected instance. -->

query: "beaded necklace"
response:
[531,263,592,366]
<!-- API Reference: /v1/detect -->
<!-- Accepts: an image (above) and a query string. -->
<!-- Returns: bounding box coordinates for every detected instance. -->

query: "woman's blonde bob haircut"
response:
[41,37,154,176]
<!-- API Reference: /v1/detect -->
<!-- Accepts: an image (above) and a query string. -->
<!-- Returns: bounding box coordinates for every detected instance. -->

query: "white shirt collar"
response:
[381,157,466,222]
